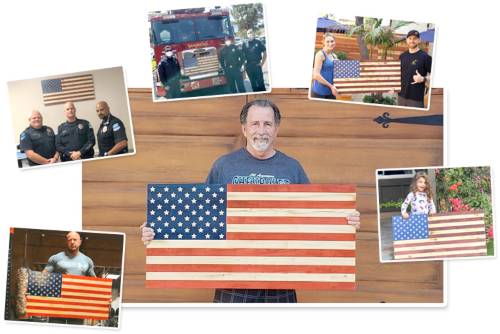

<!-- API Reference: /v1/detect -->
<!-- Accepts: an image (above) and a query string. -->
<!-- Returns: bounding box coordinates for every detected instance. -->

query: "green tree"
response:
[231,3,264,37]
[349,17,411,60]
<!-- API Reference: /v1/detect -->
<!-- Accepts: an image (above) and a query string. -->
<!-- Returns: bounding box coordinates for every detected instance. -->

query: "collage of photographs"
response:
[0,1,498,334]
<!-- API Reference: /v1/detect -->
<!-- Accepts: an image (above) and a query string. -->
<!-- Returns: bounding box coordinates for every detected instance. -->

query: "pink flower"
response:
[488,226,494,239]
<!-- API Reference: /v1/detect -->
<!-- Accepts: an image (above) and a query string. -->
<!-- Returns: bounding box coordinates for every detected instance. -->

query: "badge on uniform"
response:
[112,123,121,132]
[78,124,84,130]
[20,132,26,140]
[46,128,52,135]
[102,126,108,133]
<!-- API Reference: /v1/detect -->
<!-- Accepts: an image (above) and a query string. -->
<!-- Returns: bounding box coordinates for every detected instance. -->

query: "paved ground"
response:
[380,211,399,261]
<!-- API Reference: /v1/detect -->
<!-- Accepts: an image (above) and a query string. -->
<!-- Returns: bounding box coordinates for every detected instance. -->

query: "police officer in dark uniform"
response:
[55,101,95,161]
[19,110,59,166]
[242,29,267,92]
[158,46,181,99]
[220,36,246,94]
[95,101,128,157]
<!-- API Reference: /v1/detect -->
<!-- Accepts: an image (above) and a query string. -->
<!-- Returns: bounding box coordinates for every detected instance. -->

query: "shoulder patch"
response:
[20,132,26,141]
[112,123,121,131]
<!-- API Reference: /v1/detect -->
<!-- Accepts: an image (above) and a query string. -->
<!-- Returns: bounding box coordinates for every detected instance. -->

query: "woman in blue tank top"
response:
[311,33,338,99]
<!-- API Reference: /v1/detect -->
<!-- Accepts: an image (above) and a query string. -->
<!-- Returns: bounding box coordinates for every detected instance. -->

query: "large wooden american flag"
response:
[146,184,357,290]
[333,60,401,95]
[17,270,112,320]
[392,211,487,260]
[41,74,95,106]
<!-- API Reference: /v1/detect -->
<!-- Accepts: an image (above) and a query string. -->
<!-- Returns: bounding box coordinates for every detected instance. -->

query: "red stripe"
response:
[62,274,112,283]
[26,312,108,320]
[26,297,108,308]
[227,200,356,209]
[227,216,347,224]
[227,184,356,193]
[26,305,108,314]
[428,224,485,231]
[145,280,356,290]
[227,232,355,241]
[392,238,486,248]
[428,217,484,224]
[398,252,487,260]
[394,245,487,255]
[146,264,356,274]
[147,248,356,257]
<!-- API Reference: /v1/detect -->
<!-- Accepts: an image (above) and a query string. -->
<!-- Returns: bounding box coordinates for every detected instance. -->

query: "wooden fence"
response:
[83,88,444,303]
[315,32,430,60]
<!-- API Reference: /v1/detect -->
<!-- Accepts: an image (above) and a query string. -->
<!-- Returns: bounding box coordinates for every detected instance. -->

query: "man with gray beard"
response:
[141,99,360,303]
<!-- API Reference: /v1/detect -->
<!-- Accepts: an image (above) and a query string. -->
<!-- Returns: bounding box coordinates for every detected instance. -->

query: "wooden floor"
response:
[83,88,444,303]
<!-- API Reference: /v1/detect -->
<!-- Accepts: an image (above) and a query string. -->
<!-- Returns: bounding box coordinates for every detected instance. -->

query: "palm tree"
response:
[349,17,411,60]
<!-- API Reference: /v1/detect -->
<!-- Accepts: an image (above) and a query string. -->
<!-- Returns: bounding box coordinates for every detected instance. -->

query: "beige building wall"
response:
[8,66,135,156]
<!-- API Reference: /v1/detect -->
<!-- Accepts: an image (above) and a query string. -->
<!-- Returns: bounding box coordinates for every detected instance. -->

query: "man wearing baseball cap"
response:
[397,29,432,108]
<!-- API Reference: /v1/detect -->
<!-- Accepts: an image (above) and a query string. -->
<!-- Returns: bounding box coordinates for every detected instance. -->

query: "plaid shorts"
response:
[213,289,297,303]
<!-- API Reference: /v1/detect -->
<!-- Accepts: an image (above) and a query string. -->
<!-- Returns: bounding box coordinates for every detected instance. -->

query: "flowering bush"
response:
[435,167,493,254]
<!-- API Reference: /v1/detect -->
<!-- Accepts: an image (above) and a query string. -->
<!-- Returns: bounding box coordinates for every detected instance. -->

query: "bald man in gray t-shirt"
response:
[43,231,96,277]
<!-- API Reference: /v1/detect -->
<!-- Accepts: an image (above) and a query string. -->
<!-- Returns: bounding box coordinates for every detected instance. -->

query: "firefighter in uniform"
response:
[158,46,181,99]
[55,101,95,161]
[242,29,267,92]
[220,36,246,94]
[95,101,128,156]
[19,110,59,166]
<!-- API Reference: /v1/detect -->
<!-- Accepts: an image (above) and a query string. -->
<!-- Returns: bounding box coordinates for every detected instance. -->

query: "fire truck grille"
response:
[183,54,220,76]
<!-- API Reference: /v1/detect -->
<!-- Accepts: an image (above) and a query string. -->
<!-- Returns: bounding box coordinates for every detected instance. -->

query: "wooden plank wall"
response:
[83,88,444,303]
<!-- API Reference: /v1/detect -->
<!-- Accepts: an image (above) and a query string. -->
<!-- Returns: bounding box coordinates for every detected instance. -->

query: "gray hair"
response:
[239,99,281,125]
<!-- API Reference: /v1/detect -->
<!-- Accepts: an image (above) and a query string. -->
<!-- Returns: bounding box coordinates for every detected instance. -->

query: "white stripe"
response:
[62,284,111,292]
[395,248,487,259]
[428,213,484,221]
[227,224,355,234]
[62,291,111,299]
[146,272,356,282]
[227,192,355,201]
[147,256,355,266]
[429,227,485,236]
[394,241,487,252]
[335,81,400,87]
[227,208,356,217]
[63,277,112,286]
[394,234,486,245]
[360,66,400,71]
[148,239,355,250]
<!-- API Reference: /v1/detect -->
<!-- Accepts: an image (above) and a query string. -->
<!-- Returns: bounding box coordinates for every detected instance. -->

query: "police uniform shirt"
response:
[56,119,95,159]
[19,126,57,166]
[97,114,128,156]
[242,39,266,64]
[399,49,432,101]
[220,45,244,70]
[158,56,180,83]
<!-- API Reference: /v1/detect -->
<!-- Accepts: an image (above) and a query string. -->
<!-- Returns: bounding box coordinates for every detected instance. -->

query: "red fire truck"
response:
[149,7,235,98]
